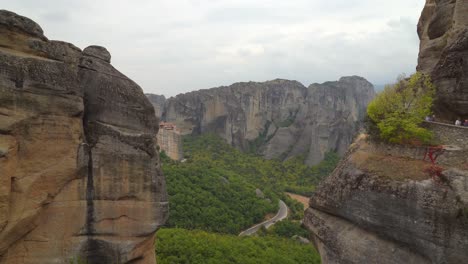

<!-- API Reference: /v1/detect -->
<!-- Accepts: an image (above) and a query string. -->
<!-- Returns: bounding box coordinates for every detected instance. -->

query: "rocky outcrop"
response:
[149,77,374,165]
[0,10,168,264]
[304,134,468,264]
[266,77,375,165]
[305,2,468,261]
[417,0,468,119]
[146,94,166,119]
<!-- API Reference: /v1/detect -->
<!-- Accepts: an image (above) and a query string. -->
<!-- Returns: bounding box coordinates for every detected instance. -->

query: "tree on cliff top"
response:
[367,72,435,144]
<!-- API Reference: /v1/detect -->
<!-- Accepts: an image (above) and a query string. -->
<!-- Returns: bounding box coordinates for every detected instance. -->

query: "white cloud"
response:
[0,0,426,96]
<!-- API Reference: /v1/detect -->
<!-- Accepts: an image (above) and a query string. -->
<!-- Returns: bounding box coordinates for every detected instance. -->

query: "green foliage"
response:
[159,150,169,160]
[162,134,339,234]
[162,151,277,234]
[68,257,87,264]
[248,111,300,154]
[282,152,340,196]
[276,109,299,128]
[277,118,295,128]
[159,135,328,262]
[248,121,273,154]
[156,228,321,264]
[282,195,305,220]
[181,134,338,193]
[267,220,310,238]
[367,72,435,144]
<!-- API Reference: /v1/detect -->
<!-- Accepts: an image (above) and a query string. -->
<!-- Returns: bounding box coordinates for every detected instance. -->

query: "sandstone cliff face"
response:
[146,94,166,119]
[266,77,375,165]
[304,2,468,261]
[417,0,468,119]
[0,10,168,264]
[149,77,374,165]
[161,79,308,146]
[304,132,468,264]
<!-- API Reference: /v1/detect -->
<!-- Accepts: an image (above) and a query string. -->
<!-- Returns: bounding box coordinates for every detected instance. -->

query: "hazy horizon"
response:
[1,0,425,97]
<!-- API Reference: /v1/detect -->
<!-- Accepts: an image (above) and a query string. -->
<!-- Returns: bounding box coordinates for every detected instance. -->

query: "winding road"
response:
[239,200,288,236]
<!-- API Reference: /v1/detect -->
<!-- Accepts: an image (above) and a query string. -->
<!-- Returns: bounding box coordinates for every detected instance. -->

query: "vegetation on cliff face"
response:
[156,228,321,264]
[367,72,435,144]
[248,121,274,154]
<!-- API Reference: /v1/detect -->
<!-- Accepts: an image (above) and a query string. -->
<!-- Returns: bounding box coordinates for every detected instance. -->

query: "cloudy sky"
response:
[1,0,425,96]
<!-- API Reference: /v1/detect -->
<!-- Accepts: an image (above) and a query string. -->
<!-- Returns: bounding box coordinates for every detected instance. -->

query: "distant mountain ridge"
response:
[147,76,375,165]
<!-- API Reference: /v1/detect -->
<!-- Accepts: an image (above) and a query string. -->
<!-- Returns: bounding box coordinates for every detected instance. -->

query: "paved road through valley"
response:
[239,200,288,236]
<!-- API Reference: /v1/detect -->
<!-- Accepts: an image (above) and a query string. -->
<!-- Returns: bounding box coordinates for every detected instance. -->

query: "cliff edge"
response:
[304,130,468,263]
[0,10,168,264]
[417,0,468,119]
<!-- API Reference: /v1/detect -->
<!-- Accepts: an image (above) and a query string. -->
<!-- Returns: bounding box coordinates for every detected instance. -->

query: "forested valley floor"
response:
[155,134,338,263]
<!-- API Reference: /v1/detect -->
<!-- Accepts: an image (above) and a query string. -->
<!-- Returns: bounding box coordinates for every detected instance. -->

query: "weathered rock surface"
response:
[148,77,374,165]
[0,10,168,264]
[417,0,468,119]
[305,2,468,261]
[146,94,166,120]
[270,76,375,165]
[304,135,468,264]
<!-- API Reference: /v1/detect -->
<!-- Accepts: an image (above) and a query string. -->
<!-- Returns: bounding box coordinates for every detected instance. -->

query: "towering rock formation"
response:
[148,77,375,165]
[305,1,468,262]
[417,0,468,119]
[0,10,168,264]
[266,77,375,165]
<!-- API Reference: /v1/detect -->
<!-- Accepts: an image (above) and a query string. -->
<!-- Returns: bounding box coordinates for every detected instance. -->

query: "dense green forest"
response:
[161,134,339,234]
[161,149,277,234]
[156,228,321,264]
[157,134,333,263]
[265,220,310,238]
[179,134,338,196]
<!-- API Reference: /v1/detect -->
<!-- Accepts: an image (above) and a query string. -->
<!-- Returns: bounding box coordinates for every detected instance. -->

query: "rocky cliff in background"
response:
[417,0,468,119]
[0,10,168,264]
[146,94,166,119]
[148,77,375,165]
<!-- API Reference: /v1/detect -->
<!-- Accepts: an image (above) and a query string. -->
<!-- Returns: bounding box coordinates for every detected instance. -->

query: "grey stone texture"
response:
[0,10,167,264]
[417,0,468,119]
[148,76,375,165]
[304,136,468,264]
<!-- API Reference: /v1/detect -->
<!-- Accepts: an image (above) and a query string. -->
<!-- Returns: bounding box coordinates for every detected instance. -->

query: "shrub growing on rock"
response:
[367,72,435,144]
